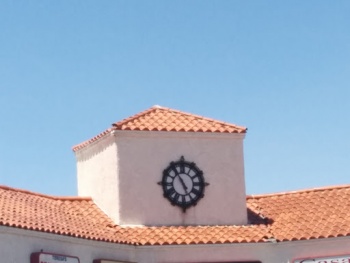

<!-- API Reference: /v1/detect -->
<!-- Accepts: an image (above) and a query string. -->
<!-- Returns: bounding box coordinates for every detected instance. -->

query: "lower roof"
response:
[0,184,349,246]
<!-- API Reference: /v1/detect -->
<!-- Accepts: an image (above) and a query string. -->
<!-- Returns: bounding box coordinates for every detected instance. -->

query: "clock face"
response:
[158,156,208,212]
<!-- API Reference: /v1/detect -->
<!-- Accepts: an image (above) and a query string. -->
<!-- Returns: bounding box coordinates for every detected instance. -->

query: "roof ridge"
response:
[73,105,246,152]
[0,185,92,201]
[247,184,350,199]
[159,106,247,130]
[72,127,114,152]
[113,105,247,131]
[112,106,158,129]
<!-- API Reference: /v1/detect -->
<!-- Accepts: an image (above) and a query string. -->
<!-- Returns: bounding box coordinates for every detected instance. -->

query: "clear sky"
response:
[0,1,349,196]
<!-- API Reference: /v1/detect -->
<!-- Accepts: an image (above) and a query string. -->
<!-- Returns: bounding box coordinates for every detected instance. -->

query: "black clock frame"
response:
[158,156,209,212]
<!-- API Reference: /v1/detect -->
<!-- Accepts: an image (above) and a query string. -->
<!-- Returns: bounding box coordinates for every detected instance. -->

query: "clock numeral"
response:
[190,172,199,178]
[186,194,193,202]
[173,193,180,202]
[179,164,185,173]
[191,187,201,196]
[179,194,184,202]
[165,182,173,186]
[171,167,179,176]
[165,187,175,197]
[164,169,176,178]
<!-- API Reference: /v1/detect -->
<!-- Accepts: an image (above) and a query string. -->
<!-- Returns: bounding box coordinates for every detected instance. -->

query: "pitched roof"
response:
[73,106,246,152]
[0,186,118,242]
[247,185,350,241]
[1,184,350,245]
[112,105,247,133]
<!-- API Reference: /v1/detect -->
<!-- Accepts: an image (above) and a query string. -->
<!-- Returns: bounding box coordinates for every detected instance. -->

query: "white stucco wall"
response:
[76,134,120,223]
[76,130,248,226]
[0,227,135,263]
[115,131,247,226]
[3,226,350,263]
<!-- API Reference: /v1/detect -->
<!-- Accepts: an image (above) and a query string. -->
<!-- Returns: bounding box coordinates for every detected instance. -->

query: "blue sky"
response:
[0,1,349,196]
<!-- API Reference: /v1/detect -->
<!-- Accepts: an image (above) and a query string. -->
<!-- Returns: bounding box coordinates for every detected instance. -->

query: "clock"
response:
[158,156,209,212]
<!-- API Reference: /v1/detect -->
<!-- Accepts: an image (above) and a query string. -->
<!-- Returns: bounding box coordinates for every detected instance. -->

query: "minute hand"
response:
[178,174,188,193]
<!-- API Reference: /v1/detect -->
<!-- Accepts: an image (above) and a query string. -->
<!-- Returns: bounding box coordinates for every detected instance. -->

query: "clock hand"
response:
[178,174,188,193]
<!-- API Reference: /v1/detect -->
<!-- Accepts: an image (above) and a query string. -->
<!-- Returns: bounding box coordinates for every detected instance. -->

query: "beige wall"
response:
[76,130,247,226]
[116,131,247,226]
[76,134,120,223]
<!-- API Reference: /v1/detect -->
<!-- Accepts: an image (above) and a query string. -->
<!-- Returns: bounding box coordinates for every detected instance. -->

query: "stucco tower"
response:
[73,106,248,226]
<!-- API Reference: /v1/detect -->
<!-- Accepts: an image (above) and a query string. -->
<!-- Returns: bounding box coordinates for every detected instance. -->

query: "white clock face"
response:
[172,172,193,195]
[158,156,208,212]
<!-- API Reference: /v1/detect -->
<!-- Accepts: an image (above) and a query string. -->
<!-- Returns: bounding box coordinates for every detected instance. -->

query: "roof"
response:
[73,105,247,152]
[247,185,350,241]
[1,184,350,245]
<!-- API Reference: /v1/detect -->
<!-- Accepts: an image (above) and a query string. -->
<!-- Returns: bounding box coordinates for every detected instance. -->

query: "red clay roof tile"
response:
[112,105,246,133]
[2,184,350,245]
[72,106,246,152]
[247,185,350,242]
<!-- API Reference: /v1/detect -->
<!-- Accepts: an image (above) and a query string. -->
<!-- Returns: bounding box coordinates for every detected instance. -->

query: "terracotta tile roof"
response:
[247,185,350,242]
[0,185,269,245]
[112,105,247,133]
[72,106,247,152]
[0,186,118,242]
[2,184,350,245]
[72,128,113,152]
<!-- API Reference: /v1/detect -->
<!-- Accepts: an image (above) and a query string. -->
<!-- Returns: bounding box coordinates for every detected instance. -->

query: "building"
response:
[1,106,350,263]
